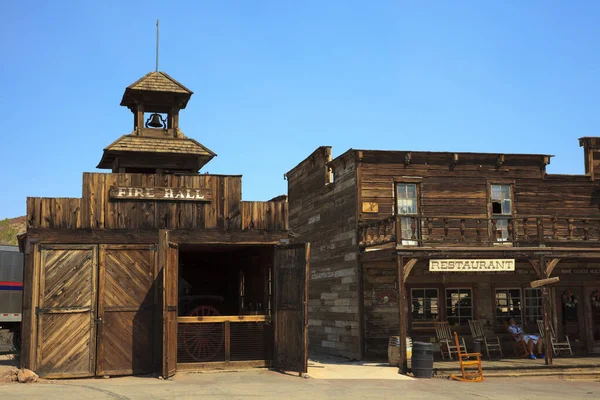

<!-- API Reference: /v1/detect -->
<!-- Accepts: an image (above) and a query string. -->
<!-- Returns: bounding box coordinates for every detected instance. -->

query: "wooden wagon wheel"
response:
[183,305,224,362]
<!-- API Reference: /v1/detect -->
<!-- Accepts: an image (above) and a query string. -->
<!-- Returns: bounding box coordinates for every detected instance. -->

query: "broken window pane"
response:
[492,201,502,214]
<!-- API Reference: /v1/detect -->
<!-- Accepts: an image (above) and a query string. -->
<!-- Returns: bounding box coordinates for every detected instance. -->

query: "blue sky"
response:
[1,1,599,219]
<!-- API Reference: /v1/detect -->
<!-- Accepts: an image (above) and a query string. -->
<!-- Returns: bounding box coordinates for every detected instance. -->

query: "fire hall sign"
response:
[109,186,213,202]
[429,259,515,272]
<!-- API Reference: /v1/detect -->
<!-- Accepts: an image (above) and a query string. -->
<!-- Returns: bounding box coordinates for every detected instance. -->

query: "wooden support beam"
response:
[26,228,287,245]
[527,259,542,279]
[403,258,418,283]
[540,256,553,366]
[546,258,561,277]
[395,215,403,244]
[530,277,560,288]
[397,255,408,374]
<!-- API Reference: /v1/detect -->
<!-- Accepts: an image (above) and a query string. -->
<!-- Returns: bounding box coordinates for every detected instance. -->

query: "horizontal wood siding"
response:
[359,151,600,227]
[287,147,361,359]
[27,173,286,232]
[362,260,398,359]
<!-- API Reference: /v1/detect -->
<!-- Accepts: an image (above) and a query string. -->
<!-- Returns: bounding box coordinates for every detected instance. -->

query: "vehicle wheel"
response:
[182,306,224,362]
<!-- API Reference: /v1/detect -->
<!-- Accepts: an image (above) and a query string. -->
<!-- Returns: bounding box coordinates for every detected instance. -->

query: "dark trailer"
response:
[0,245,23,350]
[18,71,309,379]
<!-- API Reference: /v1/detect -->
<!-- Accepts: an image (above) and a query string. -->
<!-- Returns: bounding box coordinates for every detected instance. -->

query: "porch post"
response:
[397,254,408,373]
[540,256,553,365]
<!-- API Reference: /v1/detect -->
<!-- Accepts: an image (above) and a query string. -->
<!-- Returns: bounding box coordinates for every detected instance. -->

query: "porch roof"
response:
[360,246,600,263]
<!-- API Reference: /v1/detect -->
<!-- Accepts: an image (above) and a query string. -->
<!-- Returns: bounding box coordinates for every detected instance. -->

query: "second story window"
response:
[491,184,512,241]
[396,183,419,245]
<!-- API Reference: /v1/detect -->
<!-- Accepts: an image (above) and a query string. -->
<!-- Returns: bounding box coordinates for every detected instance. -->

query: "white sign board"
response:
[429,259,515,272]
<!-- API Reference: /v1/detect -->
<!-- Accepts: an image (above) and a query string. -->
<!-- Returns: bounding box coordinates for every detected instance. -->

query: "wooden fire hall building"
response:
[18,71,309,379]
[286,142,600,369]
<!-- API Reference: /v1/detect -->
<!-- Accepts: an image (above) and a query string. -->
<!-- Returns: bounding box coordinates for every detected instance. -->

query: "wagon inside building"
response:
[18,71,309,379]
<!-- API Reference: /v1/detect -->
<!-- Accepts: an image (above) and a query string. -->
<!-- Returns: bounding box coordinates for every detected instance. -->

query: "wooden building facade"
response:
[19,71,309,379]
[286,142,600,367]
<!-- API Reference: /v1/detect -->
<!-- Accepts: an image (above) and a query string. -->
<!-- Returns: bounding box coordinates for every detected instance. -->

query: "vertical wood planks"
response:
[227,176,242,230]
[241,201,288,231]
[26,198,82,229]
[31,172,284,232]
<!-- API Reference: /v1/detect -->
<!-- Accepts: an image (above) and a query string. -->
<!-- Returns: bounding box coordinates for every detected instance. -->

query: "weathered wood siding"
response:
[26,173,287,232]
[358,151,600,237]
[356,148,600,358]
[286,147,361,359]
[359,151,552,222]
[362,259,398,359]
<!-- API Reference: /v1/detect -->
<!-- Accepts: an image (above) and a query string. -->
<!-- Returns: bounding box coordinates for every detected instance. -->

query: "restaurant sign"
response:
[109,186,212,202]
[429,259,515,272]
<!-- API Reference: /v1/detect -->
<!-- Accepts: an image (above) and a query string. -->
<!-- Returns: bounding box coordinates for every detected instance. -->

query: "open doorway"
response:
[176,245,274,365]
[178,245,273,317]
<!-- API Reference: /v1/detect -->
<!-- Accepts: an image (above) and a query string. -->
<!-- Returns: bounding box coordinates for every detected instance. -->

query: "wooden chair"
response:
[449,332,484,382]
[435,321,467,360]
[536,320,573,356]
[468,320,503,358]
[504,321,529,358]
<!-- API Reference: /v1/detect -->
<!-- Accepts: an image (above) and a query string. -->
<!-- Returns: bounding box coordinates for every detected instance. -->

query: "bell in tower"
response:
[97,71,216,174]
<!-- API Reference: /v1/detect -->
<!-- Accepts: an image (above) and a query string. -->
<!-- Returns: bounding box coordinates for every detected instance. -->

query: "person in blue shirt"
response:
[507,317,544,360]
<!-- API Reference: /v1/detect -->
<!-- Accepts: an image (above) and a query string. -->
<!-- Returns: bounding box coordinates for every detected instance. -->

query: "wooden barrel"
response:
[388,336,400,366]
[411,342,433,378]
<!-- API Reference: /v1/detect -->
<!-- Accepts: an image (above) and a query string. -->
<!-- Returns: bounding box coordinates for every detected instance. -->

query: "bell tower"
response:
[97,71,216,174]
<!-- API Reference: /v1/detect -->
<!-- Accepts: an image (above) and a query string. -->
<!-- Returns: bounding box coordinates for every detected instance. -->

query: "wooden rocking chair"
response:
[449,332,484,382]
[536,320,573,356]
[504,321,529,358]
[435,321,467,360]
[468,320,503,358]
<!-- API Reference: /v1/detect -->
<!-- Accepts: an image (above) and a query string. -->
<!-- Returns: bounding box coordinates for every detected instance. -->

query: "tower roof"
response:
[97,134,216,172]
[120,71,194,109]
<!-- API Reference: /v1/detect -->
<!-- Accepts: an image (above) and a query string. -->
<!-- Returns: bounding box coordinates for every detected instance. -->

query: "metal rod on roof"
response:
[156,19,160,72]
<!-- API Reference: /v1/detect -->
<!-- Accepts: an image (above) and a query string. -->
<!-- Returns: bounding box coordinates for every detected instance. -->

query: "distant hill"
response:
[0,216,26,246]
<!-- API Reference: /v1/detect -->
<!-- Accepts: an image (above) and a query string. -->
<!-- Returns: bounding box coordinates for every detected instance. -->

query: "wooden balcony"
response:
[358,215,600,249]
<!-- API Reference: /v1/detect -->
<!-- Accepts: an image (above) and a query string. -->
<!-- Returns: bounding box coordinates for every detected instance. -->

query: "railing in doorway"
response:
[176,315,273,367]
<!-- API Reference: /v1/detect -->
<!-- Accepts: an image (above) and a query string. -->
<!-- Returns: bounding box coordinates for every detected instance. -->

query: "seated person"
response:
[507,317,544,360]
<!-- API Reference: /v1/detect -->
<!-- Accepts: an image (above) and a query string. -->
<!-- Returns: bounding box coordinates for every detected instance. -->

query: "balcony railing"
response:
[358,215,600,248]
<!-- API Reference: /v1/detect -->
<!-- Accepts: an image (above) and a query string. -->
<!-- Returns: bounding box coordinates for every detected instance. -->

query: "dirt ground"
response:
[1,355,599,400]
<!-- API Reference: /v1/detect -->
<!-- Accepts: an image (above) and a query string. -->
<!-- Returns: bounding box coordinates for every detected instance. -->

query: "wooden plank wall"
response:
[241,201,288,231]
[286,147,361,360]
[26,173,288,232]
[360,151,550,222]
[359,151,600,225]
[355,148,600,358]
[362,259,398,359]
[26,198,82,229]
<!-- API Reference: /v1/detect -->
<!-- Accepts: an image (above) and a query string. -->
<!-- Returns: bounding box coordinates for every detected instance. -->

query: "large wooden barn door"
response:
[97,245,157,376]
[162,241,178,378]
[36,245,98,378]
[273,243,310,374]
